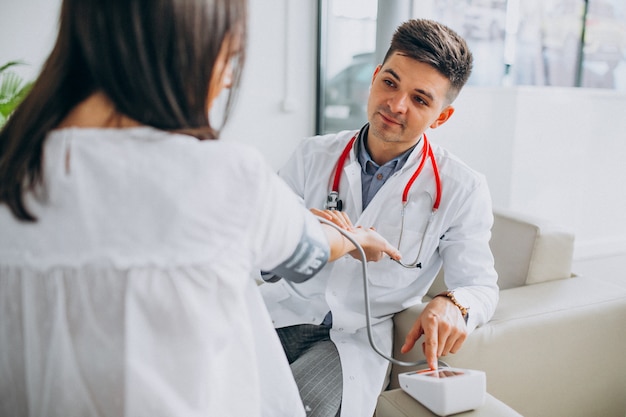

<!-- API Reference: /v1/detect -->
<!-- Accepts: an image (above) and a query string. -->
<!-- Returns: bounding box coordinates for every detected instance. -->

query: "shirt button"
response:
[376,173,383,180]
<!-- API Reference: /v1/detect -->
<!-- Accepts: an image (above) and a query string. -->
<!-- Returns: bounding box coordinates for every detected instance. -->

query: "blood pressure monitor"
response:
[398,367,486,416]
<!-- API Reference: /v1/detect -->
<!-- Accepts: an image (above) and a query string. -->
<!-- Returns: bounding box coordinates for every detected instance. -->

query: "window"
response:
[317,0,377,133]
[317,0,626,134]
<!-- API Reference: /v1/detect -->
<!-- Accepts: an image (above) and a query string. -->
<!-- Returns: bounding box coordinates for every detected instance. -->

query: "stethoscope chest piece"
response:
[325,191,343,211]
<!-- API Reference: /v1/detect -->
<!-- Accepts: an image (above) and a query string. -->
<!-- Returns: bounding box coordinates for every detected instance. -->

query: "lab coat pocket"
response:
[370,227,437,288]
[366,228,429,289]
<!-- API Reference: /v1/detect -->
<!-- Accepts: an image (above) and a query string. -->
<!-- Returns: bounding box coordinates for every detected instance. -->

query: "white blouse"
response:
[0,127,313,417]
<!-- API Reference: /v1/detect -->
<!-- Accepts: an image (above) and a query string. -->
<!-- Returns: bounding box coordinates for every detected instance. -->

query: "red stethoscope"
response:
[325,131,442,269]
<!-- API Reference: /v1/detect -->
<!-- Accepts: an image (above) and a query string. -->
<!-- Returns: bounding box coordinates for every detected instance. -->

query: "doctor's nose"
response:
[387,92,409,114]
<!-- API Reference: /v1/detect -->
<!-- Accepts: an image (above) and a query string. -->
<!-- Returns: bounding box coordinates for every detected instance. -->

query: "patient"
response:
[0,1,400,416]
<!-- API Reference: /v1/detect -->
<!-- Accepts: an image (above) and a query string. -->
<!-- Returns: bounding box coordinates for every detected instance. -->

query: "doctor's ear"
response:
[371,65,382,84]
[429,106,454,129]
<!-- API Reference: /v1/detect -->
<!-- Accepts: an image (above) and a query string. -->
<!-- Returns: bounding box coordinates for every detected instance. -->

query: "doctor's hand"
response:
[311,208,355,231]
[349,226,401,262]
[312,208,400,262]
[400,296,467,370]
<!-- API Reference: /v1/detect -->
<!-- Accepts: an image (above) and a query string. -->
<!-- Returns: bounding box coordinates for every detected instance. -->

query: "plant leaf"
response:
[0,61,32,127]
[0,61,26,74]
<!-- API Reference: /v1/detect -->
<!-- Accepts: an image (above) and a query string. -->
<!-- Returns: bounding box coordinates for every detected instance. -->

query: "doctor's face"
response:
[366,52,454,152]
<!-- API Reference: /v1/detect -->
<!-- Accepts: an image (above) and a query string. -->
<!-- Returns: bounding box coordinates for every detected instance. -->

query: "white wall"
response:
[2,0,625,261]
[220,0,319,170]
[427,86,626,261]
[0,0,61,81]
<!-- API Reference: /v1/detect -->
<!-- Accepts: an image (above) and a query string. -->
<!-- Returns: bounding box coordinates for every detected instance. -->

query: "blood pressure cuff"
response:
[261,215,330,284]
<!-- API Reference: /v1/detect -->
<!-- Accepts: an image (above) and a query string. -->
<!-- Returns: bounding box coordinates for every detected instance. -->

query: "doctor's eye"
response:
[413,96,428,106]
[383,79,396,88]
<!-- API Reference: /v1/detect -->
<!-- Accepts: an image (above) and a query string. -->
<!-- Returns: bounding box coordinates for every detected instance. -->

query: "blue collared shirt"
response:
[356,124,419,210]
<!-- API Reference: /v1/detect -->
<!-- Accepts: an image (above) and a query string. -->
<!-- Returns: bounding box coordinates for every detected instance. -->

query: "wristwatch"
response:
[436,290,469,322]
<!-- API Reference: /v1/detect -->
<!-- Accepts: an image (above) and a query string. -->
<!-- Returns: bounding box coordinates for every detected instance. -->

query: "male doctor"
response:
[260,19,499,417]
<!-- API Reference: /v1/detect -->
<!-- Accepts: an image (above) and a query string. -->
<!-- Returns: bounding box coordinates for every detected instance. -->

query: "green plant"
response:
[0,61,33,128]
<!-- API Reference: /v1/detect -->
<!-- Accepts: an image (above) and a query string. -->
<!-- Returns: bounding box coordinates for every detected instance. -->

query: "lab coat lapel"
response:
[343,158,363,219]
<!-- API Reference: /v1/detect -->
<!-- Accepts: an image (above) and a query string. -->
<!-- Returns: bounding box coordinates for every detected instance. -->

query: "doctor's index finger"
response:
[385,242,402,261]
[370,229,401,261]
[422,320,439,370]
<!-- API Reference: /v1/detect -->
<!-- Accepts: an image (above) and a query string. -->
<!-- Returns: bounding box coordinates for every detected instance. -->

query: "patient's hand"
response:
[310,208,355,231]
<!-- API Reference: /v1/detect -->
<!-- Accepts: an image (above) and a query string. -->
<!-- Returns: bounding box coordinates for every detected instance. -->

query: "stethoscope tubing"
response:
[316,216,450,369]
[394,207,436,269]
[329,131,441,211]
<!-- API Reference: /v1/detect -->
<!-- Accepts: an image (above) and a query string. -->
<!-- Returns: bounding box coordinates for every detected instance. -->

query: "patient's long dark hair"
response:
[0,0,247,221]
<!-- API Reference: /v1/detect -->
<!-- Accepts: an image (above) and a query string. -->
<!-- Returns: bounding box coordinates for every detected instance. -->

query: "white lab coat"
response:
[0,127,311,417]
[260,129,499,417]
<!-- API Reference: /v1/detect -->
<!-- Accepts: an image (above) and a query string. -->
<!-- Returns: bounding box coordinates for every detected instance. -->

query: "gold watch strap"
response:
[436,290,469,319]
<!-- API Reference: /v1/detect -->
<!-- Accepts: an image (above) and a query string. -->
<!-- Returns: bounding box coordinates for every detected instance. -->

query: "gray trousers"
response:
[276,324,342,417]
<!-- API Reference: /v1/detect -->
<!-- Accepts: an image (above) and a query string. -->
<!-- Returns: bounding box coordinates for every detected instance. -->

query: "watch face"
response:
[424,369,465,378]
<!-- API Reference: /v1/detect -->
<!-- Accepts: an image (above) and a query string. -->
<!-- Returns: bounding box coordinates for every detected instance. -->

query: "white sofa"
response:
[376,210,626,417]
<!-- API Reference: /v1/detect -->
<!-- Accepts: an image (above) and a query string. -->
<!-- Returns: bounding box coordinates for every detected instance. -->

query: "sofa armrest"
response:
[388,276,626,417]
[428,209,575,298]
[490,209,575,288]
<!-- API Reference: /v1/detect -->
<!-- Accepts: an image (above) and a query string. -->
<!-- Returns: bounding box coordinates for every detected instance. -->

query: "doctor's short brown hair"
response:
[382,19,473,104]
